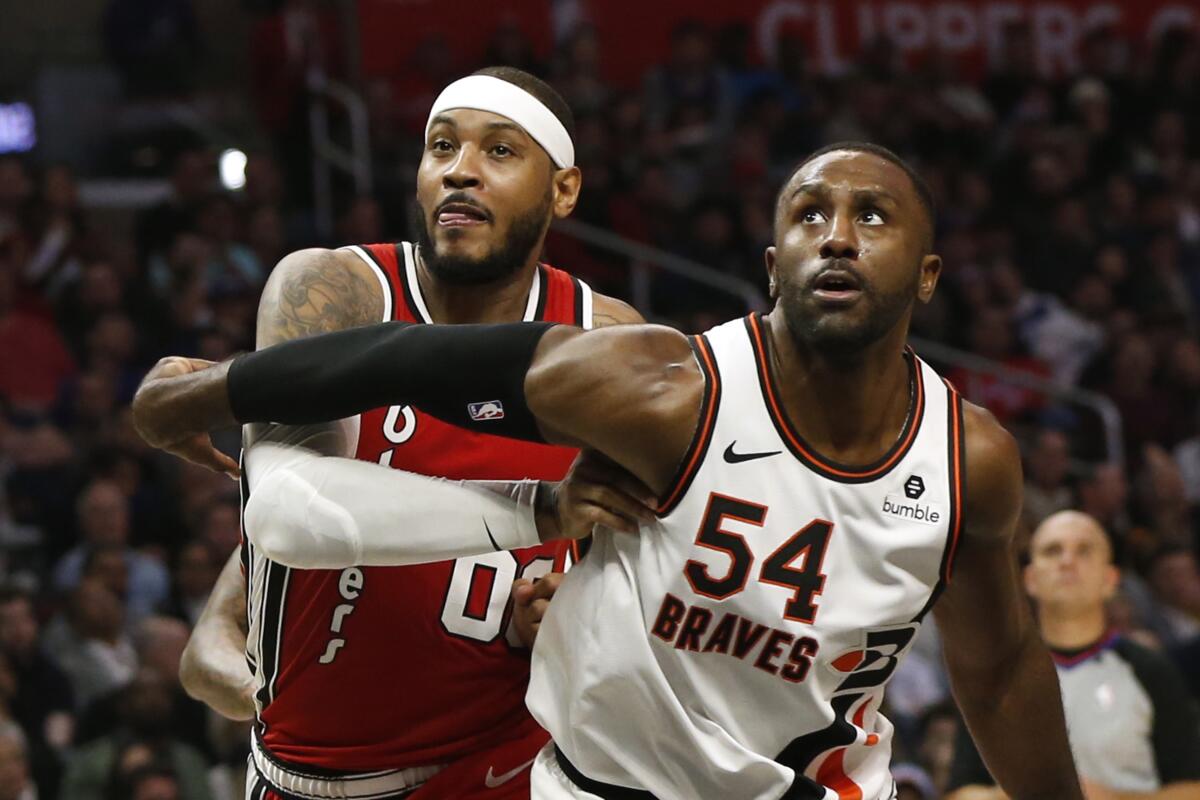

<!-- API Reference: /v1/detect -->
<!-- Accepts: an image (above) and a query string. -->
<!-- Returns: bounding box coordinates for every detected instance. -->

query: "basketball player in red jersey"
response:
[153,67,643,799]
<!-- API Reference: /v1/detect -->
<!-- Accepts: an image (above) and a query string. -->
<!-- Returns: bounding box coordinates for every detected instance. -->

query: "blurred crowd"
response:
[1,2,1199,798]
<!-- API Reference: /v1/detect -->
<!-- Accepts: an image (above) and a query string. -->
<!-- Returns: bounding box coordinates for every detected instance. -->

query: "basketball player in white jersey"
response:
[133,142,1082,798]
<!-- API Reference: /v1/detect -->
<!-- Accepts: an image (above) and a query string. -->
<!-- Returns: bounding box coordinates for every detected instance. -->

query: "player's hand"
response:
[133,357,240,479]
[511,573,563,648]
[552,450,656,539]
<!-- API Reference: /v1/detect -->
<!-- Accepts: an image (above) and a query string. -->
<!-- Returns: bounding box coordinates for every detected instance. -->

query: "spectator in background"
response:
[1146,546,1200,649]
[948,304,1049,423]
[193,195,264,297]
[1024,428,1074,528]
[0,721,35,800]
[114,764,184,800]
[42,579,136,712]
[77,617,211,763]
[0,266,76,413]
[135,150,213,268]
[642,20,735,187]
[947,511,1200,798]
[159,541,217,627]
[1077,462,1132,543]
[21,165,87,302]
[0,587,74,797]
[51,480,168,622]
[60,669,211,800]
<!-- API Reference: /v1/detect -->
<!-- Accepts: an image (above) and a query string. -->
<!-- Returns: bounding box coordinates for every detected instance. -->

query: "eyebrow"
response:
[427,116,530,140]
[789,182,900,207]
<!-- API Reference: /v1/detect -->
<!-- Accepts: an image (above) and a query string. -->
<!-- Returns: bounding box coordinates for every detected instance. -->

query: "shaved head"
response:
[1030,510,1113,563]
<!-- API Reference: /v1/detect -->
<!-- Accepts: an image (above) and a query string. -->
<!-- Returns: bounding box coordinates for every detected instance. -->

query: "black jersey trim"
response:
[745,313,924,484]
[656,334,721,516]
[912,380,965,623]
[346,244,397,323]
[553,746,656,799]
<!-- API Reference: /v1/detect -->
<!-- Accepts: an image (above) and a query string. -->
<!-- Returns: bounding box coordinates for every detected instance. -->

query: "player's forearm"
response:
[242,441,557,568]
[949,628,1082,800]
[229,321,556,440]
[179,618,256,720]
[180,551,256,721]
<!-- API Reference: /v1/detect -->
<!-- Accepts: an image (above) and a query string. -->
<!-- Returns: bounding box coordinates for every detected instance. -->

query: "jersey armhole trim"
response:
[910,380,966,623]
[342,245,394,322]
[942,383,966,584]
[656,334,721,516]
[572,276,595,330]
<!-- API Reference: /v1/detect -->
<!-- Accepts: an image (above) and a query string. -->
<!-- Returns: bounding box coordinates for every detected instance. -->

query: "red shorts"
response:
[248,718,550,800]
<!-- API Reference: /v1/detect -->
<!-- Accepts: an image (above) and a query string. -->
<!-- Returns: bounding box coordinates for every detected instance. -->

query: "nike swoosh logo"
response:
[723,442,781,464]
[484,757,536,788]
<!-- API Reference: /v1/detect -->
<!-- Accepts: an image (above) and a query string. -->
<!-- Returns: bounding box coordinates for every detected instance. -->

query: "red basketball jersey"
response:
[243,242,594,772]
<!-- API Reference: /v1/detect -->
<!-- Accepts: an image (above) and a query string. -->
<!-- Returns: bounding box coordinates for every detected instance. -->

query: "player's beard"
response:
[781,262,918,358]
[415,190,552,286]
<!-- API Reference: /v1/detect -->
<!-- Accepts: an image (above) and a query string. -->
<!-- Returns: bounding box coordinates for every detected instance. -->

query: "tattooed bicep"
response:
[256,249,385,347]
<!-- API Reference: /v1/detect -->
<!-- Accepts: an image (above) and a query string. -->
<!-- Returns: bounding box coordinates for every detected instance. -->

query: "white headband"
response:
[426,75,575,169]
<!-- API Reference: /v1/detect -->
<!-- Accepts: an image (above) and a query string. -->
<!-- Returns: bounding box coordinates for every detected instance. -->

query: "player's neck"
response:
[762,310,914,465]
[1037,607,1109,651]
[414,248,540,325]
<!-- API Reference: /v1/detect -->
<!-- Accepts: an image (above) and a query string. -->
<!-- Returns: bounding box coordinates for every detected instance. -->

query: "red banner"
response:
[357,0,553,79]
[356,1,1198,87]
[580,0,1199,86]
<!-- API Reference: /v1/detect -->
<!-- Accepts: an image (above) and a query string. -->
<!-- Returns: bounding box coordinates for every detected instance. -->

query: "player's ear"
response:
[765,246,779,300]
[551,166,582,219]
[1101,564,1120,601]
[917,253,942,303]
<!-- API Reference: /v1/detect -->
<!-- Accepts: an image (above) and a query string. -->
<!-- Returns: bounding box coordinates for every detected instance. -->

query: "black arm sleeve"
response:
[1115,639,1200,783]
[227,321,557,442]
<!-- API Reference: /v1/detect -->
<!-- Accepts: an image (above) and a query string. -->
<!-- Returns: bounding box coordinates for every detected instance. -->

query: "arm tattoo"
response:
[260,252,384,347]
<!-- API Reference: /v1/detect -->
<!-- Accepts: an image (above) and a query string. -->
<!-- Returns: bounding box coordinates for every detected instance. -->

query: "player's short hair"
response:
[471,66,576,144]
[778,141,936,246]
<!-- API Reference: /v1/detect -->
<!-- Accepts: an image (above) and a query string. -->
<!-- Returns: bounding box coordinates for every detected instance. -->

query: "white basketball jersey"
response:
[528,314,965,800]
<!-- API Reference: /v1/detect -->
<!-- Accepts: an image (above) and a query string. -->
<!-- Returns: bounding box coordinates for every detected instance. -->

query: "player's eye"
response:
[859,210,885,225]
[800,208,826,224]
[492,143,513,157]
[429,139,454,153]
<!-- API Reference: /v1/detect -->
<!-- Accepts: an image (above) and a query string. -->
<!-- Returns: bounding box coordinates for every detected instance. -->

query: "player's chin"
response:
[434,228,494,256]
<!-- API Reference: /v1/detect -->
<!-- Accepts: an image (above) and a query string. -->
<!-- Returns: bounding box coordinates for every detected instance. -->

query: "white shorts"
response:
[530,742,609,800]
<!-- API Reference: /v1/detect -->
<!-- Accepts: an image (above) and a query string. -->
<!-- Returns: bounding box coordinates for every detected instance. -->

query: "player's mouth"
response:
[436,202,491,228]
[810,269,863,305]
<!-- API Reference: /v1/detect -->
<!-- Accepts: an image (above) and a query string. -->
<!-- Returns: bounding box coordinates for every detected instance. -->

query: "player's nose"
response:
[443,146,483,190]
[818,212,859,261]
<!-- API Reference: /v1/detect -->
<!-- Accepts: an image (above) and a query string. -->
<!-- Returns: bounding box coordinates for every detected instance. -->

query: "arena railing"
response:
[307,69,372,241]
[551,218,769,314]
[907,336,1125,467]
[550,219,1125,467]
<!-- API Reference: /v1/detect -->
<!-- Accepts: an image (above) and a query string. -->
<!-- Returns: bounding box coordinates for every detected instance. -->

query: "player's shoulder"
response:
[257,247,387,346]
[591,291,644,327]
[959,400,1022,544]
[267,247,377,288]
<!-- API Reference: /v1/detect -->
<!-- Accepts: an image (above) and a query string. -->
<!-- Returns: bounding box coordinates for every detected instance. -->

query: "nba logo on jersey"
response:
[468,400,505,421]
